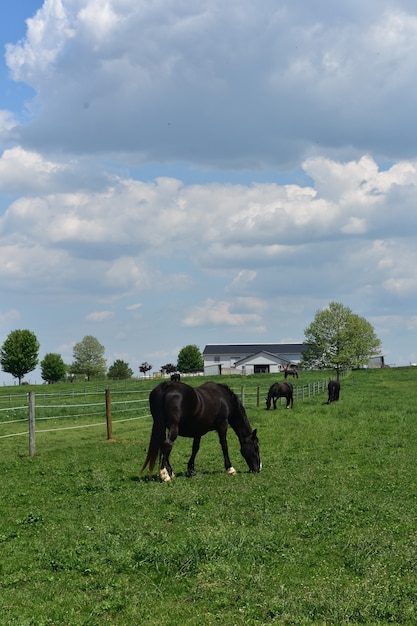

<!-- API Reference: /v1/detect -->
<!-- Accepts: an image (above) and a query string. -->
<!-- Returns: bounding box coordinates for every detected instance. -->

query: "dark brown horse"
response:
[266,381,293,409]
[327,380,340,403]
[284,366,298,379]
[142,381,261,481]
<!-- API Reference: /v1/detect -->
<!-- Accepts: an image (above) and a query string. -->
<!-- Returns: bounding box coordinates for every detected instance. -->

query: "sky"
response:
[1,0,417,383]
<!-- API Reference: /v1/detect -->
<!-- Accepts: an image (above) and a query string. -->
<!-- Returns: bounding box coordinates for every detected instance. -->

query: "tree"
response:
[302,301,382,378]
[0,329,40,384]
[40,353,67,383]
[107,359,133,380]
[72,335,107,381]
[177,344,203,373]
[139,362,152,376]
[160,363,177,375]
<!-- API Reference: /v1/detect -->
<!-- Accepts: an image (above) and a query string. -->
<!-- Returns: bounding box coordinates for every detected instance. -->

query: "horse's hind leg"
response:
[186,436,201,477]
[160,425,178,482]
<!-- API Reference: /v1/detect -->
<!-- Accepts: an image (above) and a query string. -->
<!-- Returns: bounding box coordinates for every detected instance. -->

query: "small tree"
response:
[40,353,67,383]
[0,329,39,384]
[72,335,107,381]
[107,359,133,380]
[139,362,152,376]
[160,363,177,375]
[302,301,382,379]
[177,344,203,374]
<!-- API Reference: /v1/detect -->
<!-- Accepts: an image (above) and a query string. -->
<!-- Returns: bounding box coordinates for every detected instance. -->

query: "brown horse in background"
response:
[284,366,298,379]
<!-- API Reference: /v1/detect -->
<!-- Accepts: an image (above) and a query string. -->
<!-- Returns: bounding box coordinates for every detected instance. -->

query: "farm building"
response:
[202,343,310,375]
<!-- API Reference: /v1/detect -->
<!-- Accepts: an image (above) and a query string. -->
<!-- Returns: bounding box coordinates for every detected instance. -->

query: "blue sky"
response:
[1,0,417,382]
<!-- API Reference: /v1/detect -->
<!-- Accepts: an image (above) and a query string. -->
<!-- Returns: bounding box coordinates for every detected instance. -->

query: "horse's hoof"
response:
[160,468,171,482]
[186,469,197,477]
[226,467,237,475]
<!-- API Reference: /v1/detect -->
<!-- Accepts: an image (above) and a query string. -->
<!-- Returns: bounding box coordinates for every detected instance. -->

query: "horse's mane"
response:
[217,383,252,434]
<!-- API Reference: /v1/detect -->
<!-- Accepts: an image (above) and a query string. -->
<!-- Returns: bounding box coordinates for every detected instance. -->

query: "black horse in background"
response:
[142,381,262,481]
[266,381,293,409]
[327,380,341,403]
[170,373,181,382]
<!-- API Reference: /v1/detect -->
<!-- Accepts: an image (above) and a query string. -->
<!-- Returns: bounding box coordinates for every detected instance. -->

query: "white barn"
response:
[202,343,310,375]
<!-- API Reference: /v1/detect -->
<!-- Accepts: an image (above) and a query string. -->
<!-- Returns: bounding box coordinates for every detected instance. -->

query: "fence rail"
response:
[1,379,333,456]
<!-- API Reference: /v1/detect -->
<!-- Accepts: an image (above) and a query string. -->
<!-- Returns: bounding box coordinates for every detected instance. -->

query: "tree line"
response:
[0,331,204,384]
[0,302,382,385]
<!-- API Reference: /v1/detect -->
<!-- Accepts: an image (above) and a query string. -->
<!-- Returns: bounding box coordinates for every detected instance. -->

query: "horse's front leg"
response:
[217,426,236,475]
[273,396,277,409]
[186,436,201,477]
[160,425,178,482]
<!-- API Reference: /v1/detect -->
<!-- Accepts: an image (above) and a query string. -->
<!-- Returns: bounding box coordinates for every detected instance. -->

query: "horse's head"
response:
[240,429,262,472]
[265,396,271,410]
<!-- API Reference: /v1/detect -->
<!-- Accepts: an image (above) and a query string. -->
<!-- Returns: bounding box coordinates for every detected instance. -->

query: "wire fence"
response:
[0,378,332,455]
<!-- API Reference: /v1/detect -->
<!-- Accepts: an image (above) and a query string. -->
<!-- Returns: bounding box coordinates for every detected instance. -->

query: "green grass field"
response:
[1,368,417,625]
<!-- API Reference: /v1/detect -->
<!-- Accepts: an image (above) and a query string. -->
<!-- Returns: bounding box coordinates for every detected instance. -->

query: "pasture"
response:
[1,368,417,625]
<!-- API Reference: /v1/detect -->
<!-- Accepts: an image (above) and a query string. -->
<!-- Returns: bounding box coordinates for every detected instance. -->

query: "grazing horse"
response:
[142,381,261,482]
[170,373,181,382]
[266,382,293,409]
[327,380,341,403]
[284,367,298,379]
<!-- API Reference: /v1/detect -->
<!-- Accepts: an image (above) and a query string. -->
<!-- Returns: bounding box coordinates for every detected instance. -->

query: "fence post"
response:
[28,391,36,457]
[256,386,260,407]
[241,386,245,406]
[105,389,114,441]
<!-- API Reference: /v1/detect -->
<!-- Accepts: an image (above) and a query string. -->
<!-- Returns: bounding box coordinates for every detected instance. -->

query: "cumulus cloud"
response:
[5,0,417,165]
[182,297,265,329]
[0,155,416,304]
[2,1,417,371]
[0,308,20,326]
[86,310,114,322]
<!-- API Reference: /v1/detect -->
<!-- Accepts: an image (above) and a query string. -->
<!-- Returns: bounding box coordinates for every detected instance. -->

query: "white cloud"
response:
[86,310,114,322]
[0,147,66,192]
[182,297,264,329]
[2,2,417,373]
[5,1,417,165]
[0,308,20,326]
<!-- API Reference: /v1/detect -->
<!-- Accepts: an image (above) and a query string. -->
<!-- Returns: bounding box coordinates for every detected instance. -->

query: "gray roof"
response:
[234,350,292,366]
[203,343,309,356]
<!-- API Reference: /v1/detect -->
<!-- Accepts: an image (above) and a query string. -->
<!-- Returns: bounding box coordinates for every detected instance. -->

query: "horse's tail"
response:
[141,384,167,473]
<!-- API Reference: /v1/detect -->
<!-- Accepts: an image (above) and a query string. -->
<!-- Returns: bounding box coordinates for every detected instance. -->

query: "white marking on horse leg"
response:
[226,467,237,475]
[160,468,171,482]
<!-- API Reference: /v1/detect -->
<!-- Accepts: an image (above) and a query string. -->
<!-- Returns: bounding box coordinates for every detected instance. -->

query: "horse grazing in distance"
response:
[327,380,341,403]
[170,373,181,382]
[266,382,293,410]
[142,381,261,482]
[284,367,298,379]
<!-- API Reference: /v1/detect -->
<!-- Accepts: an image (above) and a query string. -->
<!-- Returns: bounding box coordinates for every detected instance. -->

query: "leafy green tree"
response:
[107,359,133,380]
[302,301,382,378]
[72,335,107,381]
[0,329,40,384]
[177,344,203,373]
[40,353,67,383]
